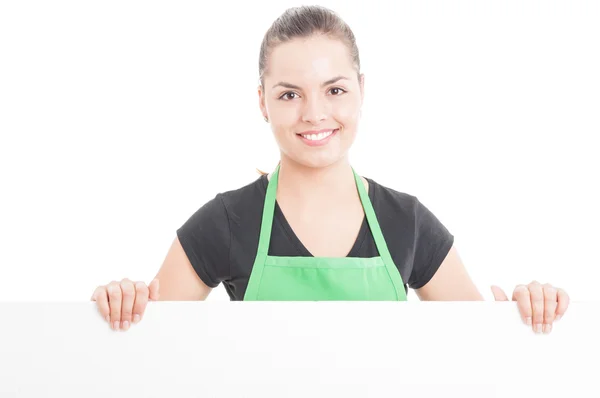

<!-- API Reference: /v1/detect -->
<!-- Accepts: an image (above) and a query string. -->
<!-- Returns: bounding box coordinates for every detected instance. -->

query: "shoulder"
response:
[217,174,267,213]
[365,176,421,218]
[179,174,266,230]
[220,174,266,198]
[365,176,450,236]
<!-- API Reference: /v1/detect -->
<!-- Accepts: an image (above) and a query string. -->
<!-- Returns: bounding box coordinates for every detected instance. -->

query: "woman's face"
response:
[259,35,364,169]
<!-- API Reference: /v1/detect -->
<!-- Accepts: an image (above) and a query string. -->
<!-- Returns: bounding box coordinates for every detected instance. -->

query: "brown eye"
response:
[330,87,346,95]
[280,92,298,100]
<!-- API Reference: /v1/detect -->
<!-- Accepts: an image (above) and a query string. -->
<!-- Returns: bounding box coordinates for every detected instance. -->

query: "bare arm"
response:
[415,245,484,301]
[153,237,213,301]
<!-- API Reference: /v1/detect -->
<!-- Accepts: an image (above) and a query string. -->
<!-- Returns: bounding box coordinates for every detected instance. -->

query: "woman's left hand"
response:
[490,281,569,334]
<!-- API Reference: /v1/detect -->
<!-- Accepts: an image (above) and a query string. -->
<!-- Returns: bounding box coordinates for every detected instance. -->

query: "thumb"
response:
[491,285,509,301]
[149,278,160,301]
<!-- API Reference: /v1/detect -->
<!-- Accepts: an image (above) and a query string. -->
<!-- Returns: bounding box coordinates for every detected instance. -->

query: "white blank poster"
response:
[0,301,596,397]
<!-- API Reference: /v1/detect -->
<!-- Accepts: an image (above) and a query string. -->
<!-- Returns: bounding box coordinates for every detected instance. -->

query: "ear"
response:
[258,84,268,120]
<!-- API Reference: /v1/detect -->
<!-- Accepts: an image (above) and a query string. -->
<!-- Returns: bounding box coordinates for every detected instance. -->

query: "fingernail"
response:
[122,321,130,331]
[133,314,141,323]
[526,317,532,326]
[535,324,542,333]
[105,315,110,323]
[114,321,120,330]
[544,324,552,334]
[555,315,561,322]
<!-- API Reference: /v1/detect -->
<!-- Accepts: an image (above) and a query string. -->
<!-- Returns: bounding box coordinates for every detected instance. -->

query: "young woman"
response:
[92,5,569,334]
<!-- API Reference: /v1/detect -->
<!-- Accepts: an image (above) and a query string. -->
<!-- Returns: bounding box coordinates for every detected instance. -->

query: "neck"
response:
[273,154,357,203]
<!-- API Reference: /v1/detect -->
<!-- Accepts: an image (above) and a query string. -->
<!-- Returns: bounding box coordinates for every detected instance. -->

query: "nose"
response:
[301,94,329,125]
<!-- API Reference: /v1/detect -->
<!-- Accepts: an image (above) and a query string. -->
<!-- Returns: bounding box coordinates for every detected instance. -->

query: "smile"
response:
[296,129,339,146]
[300,129,334,140]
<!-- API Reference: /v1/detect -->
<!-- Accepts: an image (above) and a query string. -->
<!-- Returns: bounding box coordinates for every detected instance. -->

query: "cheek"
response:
[268,100,298,125]
[333,99,360,126]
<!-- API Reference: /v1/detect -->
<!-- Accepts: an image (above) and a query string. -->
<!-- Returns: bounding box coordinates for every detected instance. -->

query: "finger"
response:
[106,281,122,331]
[91,288,99,301]
[92,286,110,323]
[511,285,532,326]
[555,288,570,321]
[490,285,509,301]
[528,282,545,333]
[120,279,135,331]
[542,284,558,334]
[132,281,149,324]
[148,278,160,301]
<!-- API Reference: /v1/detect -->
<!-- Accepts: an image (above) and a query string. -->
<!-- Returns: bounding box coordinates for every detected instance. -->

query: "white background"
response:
[0,1,598,302]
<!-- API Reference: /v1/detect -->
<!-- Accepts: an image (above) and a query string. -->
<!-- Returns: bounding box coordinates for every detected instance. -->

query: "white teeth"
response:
[301,130,334,141]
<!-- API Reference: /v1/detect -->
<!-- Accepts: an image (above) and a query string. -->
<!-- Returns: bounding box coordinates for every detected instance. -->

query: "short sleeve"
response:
[176,194,230,288]
[408,199,454,289]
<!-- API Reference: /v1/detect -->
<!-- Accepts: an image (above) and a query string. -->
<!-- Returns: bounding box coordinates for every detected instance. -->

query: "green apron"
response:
[243,165,407,301]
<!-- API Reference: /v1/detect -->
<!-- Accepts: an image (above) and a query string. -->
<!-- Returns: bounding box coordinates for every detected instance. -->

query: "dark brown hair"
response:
[256,5,362,175]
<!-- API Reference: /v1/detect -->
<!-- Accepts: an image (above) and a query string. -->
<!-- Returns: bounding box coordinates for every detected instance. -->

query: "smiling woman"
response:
[92,5,569,335]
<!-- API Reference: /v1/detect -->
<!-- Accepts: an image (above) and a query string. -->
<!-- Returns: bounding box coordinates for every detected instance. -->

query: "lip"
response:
[296,128,339,147]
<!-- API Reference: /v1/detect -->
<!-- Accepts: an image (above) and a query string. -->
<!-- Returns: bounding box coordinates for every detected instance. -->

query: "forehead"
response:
[267,35,354,84]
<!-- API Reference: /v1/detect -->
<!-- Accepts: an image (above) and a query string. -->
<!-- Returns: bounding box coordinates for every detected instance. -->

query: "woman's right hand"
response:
[91,278,160,331]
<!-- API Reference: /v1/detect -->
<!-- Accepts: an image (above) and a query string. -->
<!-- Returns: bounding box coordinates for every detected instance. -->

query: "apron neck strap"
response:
[256,164,280,257]
[257,163,392,259]
[352,168,393,259]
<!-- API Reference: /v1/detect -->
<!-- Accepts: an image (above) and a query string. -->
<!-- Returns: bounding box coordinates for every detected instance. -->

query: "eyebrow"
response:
[272,76,349,90]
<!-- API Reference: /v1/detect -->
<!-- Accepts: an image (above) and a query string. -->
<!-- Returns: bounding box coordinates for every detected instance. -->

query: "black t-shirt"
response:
[176,174,454,301]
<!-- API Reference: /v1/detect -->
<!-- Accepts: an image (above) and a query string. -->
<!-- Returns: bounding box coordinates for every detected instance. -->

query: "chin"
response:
[289,152,348,170]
